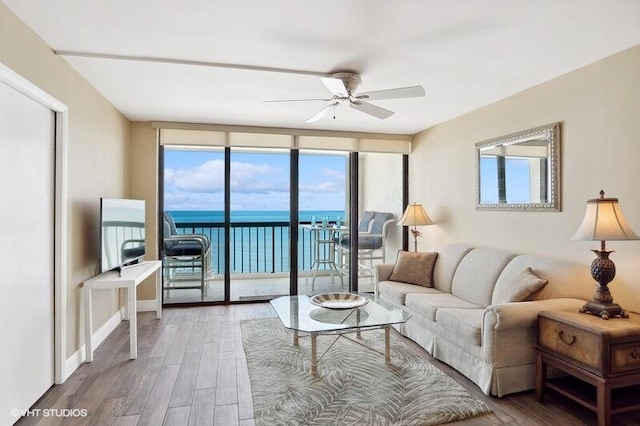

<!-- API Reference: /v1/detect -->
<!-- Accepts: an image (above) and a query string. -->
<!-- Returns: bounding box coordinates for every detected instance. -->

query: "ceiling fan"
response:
[265,72,425,123]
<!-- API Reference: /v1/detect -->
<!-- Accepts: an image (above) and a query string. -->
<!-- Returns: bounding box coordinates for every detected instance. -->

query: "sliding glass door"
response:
[229,148,290,302]
[161,143,405,305]
[162,147,226,304]
[297,151,349,295]
[356,152,404,292]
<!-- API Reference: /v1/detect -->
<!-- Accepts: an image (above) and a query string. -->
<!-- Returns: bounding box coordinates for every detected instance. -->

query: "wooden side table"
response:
[536,310,640,426]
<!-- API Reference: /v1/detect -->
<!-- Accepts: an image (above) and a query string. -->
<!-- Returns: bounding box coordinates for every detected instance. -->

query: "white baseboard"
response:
[62,308,123,381]
[137,299,159,312]
[62,300,159,381]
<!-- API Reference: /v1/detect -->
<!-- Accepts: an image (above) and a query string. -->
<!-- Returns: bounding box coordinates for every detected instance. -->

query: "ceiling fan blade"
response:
[320,77,348,97]
[356,85,425,101]
[306,101,339,123]
[350,101,394,120]
[264,98,332,103]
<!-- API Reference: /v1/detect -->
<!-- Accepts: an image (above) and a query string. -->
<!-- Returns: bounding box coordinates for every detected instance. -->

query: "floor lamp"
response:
[398,203,433,252]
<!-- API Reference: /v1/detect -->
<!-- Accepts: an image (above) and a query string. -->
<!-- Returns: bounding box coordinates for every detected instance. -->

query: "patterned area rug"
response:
[241,318,491,425]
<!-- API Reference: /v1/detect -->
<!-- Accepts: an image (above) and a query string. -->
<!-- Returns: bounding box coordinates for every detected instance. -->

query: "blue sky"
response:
[480,156,531,203]
[164,149,347,211]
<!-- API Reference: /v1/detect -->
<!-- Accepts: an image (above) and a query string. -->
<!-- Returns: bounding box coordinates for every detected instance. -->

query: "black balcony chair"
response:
[163,212,212,301]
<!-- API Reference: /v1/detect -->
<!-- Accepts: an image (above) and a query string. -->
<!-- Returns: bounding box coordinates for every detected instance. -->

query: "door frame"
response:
[0,62,69,384]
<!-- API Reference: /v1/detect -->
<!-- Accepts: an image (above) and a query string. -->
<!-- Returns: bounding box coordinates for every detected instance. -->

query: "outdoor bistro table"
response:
[300,224,349,289]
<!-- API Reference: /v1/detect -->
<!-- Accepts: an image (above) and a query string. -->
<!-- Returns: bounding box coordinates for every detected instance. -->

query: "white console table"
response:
[83,260,162,362]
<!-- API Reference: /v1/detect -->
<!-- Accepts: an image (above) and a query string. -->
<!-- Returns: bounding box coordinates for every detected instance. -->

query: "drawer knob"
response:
[558,330,576,345]
[631,349,640,360]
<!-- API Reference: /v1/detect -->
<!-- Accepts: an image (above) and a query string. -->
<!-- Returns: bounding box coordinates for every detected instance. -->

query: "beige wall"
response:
[130,122,160,300]
[412,44,640,312]
[1,3,131,356]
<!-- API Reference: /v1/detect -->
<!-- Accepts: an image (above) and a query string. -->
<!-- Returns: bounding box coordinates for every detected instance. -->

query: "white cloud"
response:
[166,159,225,192]
[300,181,342,193]
[165,159,288,194]
[300,167,345,194]
[164,160,345,211]
[321,167,345,180]
[164,191,225,211]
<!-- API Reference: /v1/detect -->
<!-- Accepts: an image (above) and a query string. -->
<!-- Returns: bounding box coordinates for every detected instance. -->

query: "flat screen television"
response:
[100,198,146,273]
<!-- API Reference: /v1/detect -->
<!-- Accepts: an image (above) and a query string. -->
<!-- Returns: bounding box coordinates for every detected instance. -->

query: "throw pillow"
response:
[493,267,548,304]
[389,251,438,287]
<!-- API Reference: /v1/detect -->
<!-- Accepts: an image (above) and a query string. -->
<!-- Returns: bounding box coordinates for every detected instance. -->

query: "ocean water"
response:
[166,210,346,274]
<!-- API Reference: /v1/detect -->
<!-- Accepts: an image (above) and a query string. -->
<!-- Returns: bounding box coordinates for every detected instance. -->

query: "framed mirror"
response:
[475,122,560,211]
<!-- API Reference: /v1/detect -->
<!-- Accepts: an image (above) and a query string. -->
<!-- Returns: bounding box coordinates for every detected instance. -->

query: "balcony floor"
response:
[163,272,376,304]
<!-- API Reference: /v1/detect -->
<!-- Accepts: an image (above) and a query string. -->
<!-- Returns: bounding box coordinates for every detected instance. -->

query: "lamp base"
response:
[580,301,628,320]
[579,249,629,320]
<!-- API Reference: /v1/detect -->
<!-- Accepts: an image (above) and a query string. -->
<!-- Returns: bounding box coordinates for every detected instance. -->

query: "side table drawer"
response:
[611,343,640,374]
[539,316,601,370]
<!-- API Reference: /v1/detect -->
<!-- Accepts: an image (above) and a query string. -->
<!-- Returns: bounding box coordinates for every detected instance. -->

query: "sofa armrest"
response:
[375,263,395,282]
[484,298,586,331]
[374,264,395,297]
[481,298,586,370]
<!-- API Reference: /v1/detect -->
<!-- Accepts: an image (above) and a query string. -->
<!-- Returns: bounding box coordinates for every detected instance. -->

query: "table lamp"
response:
[572,190,639,319]
[398,203,433,252]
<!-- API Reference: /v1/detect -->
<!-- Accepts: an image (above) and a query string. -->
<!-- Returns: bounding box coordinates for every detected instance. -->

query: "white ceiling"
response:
[4,0,640,135]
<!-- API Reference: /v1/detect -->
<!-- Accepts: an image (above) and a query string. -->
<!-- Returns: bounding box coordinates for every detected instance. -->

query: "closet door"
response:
[0,80,55,423]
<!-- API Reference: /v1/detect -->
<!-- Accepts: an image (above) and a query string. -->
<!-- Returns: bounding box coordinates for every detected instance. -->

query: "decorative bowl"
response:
[309,308,369,324]
[309,292,368,310]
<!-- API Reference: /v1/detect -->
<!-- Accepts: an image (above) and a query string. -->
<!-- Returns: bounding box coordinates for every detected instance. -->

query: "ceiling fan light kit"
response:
[265,71,425,123]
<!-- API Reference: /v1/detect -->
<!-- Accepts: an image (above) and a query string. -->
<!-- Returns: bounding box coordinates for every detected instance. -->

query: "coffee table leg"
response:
[311,333,318,376]
[293,329,299,347]
[385,326,391,364]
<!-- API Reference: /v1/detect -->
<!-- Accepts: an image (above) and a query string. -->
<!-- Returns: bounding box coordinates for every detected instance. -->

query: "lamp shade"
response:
[572,191,639,242]
[398,203,433,227]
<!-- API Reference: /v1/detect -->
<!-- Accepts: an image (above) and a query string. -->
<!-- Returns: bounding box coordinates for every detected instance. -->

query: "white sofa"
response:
[376,244,594,397]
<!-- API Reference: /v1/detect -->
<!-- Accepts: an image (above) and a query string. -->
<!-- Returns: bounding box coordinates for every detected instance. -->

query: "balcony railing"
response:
[174,221,341,275]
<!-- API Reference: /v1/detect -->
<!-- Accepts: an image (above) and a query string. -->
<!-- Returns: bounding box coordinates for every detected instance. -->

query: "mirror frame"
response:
[475,122,561,212]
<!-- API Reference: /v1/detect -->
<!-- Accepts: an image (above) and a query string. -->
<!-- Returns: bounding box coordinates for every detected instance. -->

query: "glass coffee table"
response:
[270,293,411,376]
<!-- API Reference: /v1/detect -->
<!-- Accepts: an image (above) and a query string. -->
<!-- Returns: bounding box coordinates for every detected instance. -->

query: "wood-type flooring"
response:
[16,303,640,425]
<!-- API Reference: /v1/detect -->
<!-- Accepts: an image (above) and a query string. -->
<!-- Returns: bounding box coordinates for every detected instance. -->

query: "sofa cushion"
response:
[378,281,441,306]
[492,267,548,304]
[389,251,438,287]
[405,293,481,322]
[432,244,473,293]
[495,255,593,302]
[450,248,514,308]
[436,308,484,346]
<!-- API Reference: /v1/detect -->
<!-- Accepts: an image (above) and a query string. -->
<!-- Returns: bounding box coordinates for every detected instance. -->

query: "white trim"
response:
[63,309,123,381]
[0,64,66,111]
[137,299,160,312]
[0,62,69,385]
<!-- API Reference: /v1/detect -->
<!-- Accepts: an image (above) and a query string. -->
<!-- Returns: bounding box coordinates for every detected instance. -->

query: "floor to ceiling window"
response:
[162,147,226,304]
[357,151,404,291]
[158,127,409,305]
[297,151,349,296]
[229,148,291,302]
